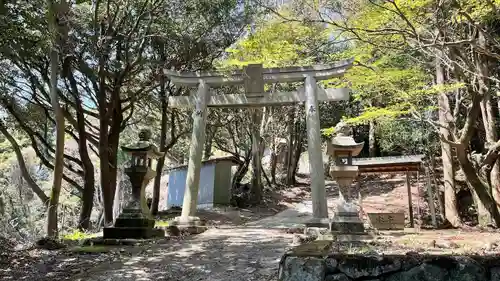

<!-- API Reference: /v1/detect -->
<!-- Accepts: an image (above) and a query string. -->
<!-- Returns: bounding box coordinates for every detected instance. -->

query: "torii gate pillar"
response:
[305,74,328,218]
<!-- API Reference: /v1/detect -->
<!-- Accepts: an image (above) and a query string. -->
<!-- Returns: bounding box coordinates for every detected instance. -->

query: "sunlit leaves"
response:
[345,106,409,125]
[219,12,330,69]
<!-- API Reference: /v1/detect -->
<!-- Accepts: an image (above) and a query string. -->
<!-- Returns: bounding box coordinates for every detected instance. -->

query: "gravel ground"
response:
[71,228,295,281]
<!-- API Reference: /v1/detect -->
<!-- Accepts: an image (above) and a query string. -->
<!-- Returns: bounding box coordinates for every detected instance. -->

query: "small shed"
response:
[166,156,239,209]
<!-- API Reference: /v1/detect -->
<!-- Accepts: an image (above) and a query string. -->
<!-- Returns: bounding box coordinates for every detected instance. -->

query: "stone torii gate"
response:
[165,59,354,224]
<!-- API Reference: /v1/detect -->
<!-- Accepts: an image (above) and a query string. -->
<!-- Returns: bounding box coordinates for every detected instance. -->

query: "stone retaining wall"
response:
[279,252,500,281]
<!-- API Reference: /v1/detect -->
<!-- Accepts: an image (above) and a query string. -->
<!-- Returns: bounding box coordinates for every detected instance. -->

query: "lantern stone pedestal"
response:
[103,130,165,239]
[329,166,365,234]
[325,122,367,238]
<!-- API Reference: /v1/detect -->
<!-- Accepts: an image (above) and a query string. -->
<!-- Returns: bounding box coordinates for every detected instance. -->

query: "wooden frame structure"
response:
[352,155,427,228]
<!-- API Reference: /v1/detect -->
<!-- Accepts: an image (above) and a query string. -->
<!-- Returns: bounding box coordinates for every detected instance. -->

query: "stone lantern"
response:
[103,129,165,239]
[327,122,365,234]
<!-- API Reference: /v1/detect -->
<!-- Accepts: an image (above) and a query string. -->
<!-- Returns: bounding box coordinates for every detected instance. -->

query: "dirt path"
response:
[72,228,294,281]
[71,175,423,281]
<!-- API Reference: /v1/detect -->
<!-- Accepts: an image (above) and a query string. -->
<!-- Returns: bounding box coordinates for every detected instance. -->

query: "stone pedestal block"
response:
[103,208,165,239]
[330,212,365,234]
[330,200,365,235]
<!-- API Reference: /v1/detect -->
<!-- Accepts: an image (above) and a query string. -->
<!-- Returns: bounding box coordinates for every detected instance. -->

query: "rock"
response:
[325,257,338,274]
[386,263,446,281]
[304,227,322,237]
[434,240,459,249]
[425,256,459,270]
[338,256,401,279]
[285,228,304,234]
[166,226,181,236]
[291,235,314,246]
[401,252,423,271]
[292,234,315,245]
[0,237,16,251]
[325,273,350,281]
[292,235,305,245]
[428,239,437,248]
[491,267,500,281]
[35,237,65,250]
[448,256,486,281]
[278,256,326,281]
[483,242,498,251]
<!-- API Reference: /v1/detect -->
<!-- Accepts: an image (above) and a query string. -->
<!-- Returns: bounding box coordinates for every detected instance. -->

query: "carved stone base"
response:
[103,208,164,239]
[304,218,331,228]
[329,199,366,235]
[330,212,365,234]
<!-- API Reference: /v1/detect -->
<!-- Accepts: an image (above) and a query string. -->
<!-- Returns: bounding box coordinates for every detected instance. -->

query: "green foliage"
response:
[376,119,439,155]
[154,220,169,227]
[321,127,336,137]
[62,230,97,241]
[219,11,331,69]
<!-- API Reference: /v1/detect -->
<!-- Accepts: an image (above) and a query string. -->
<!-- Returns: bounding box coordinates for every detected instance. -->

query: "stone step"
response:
[103,227,164,239]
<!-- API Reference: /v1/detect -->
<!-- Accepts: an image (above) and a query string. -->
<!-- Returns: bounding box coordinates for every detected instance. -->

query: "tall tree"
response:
[270,0,500,227]
[45,0,69,237]
[436,53,461,227]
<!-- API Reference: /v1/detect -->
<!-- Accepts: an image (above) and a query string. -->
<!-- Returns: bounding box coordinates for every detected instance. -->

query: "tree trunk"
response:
[204,129,213,161]
[290,124,304,182]
[98,54,112,225]
[76,122,95,230]
[478,90,497,226]
[112,168,122,222]
[436,54,461,227]
[476,32,500,212]
[45,0,68,238]
[0,121,49,206]
[286,114,303,185]
[456,146,500,226]
[232,158,250,187]
[107,114,122,221]
[368,120,376,157]
[66,66,96,231]
[151,77,168,216]
[270,151,277,184]
[78,170,95,230]
[250,109,263,203]
[98,94,123,226]
[270,137,278,184]
[46,46,65,237]
[285,107,297,185]
[471,184,492,226]
[431,157,445,218]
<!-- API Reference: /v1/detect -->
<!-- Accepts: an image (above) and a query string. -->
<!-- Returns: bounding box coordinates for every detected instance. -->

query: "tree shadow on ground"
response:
[68,228,294,281]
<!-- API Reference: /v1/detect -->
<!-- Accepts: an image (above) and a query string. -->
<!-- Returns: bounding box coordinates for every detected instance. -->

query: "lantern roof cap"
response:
[328,137,364,156]
[121,129,165,159]
[326,121,364,157]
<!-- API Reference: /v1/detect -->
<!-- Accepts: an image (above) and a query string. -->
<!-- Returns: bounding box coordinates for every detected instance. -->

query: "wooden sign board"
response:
[367,212,405,230]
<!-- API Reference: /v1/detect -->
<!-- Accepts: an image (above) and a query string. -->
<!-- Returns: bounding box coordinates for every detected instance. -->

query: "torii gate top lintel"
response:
[164,58,354,87]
